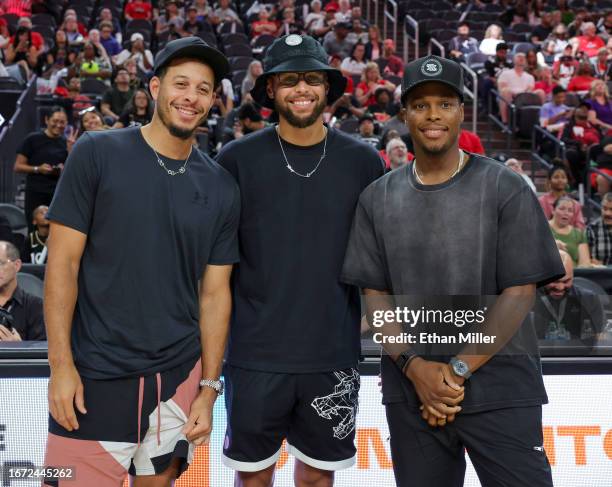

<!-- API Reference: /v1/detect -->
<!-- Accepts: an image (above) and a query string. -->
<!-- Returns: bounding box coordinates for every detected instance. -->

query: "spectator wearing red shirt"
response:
[124,0,152,21]
[567,62,597,94]
[355,62,395,107]
[250,8,277,39]
[534,66,558,104]
[571,22,605,59]
[376,38,404,77]
[562,102,602,184]
[459,129,485,155]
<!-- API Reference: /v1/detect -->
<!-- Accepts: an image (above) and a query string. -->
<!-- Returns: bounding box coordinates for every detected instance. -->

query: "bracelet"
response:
[33,166,38,173]
[394,349,419,374]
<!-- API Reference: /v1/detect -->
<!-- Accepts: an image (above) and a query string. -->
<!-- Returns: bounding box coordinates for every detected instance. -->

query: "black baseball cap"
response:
[496,42,509,51]
[153,36,229,87]
[250,34,347,108]
[400,55,464,105]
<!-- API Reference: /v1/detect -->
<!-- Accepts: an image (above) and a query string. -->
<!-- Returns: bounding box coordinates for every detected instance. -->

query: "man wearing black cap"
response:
[216,34,383,486]
[341,54,564,486]
[43,37,240,486]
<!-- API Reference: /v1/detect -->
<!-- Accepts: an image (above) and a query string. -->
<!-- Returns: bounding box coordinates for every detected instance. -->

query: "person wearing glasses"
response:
[216,34,383,487]
[0,240,45,341]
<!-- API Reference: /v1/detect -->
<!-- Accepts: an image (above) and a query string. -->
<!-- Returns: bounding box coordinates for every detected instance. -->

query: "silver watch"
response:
[449,357,471,379]
[199,379,224,395]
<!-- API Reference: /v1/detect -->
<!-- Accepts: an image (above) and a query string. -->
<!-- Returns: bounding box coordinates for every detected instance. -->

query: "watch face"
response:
[453,361,468,376]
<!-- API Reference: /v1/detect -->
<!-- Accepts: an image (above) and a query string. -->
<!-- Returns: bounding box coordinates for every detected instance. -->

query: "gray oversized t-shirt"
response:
[341,153,565,413]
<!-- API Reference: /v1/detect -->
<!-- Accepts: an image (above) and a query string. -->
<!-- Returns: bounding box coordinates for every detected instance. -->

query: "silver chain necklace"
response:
[413,149,465,185]
[276,125,328,178]
[152,145,193,176]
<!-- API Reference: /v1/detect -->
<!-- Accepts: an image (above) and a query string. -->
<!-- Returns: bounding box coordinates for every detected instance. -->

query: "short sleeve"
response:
[497,186,565,290]
[577,228,587,245]
[340,188,389,291]
[47,133,99,235]
[25,295,45,341]
[17,133,34,158]
[208,180,240,265]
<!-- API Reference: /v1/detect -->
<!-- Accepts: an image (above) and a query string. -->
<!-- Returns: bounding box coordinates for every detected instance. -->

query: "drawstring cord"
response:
[137,373,163,448]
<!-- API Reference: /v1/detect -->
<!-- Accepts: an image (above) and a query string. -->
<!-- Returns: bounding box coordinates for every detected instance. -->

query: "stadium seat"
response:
[126,19,153,34]
[224,43,253,58]
[0,77,23,90]
[16,273,44,299]
[229,56,254,72]
[232,69,247,89]
[221,33,249,46]
[514,93,542,139]
[0,204,26,234]
[32,13,56,27]
[252,34,275,51]
[339,118,359,134]
[219,22,245,35]
[466,52,489,71]
[565,93,581,107]
[80,79,109,96]
[197,32,218,47]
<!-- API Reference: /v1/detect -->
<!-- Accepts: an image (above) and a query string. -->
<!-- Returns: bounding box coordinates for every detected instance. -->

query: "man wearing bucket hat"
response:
[217,34,383,486]
[341,55,564,486]
[43,37,239,486]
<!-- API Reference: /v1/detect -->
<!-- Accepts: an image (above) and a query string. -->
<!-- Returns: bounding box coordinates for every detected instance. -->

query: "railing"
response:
[487,89,514,151]
[531,125,565,182]
[403,15,419,64]
[428,38,446,58]
[459,63,478,134]
[383,0,398,48]
[362,0,379,27]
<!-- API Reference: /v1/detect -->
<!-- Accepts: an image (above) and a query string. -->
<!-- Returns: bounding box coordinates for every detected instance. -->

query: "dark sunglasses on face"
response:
[276,72,327,88]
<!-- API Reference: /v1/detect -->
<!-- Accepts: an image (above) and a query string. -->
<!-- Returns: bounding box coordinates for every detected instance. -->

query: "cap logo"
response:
[285,35,303,46]
[421,58,443,77]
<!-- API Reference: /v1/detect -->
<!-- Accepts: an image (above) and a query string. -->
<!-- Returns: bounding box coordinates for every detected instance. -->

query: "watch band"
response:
[394,349,419,374]
[199,378,224,395]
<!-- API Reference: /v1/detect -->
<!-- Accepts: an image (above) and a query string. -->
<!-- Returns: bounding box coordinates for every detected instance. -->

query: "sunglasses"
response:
[276,72,327,88]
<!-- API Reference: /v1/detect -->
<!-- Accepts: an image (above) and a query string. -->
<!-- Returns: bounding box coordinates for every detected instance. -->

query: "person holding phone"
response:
[540,85,573,135]
[13,106,69,230]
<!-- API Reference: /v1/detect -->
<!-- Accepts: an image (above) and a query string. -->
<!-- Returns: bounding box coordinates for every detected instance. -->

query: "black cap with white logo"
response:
[400,55,464,104]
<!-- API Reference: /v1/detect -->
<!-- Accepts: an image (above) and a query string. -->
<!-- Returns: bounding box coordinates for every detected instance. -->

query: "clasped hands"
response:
[405,357,465,428]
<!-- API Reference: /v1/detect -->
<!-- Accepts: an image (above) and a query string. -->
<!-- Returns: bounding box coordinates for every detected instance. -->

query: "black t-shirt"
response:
[217,126,383,373]
[22,230,48,264]
[17,131,67,193]
[1,287,45,340]
[531,25,552,41]
[48,127,240,379]
[119,109,152,128]
[341,154,565,413]
[102,86,134,116]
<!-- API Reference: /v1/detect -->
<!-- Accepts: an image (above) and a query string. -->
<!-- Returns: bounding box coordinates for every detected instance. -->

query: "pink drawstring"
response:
[156,372,162,447]
[137,377,144,447]
[136,374,162,448]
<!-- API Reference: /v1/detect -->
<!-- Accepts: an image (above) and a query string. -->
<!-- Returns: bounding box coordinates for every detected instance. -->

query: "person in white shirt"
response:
[479,23,504,56]
[498,53,535,123]
[340,42,367,76]
[304,0,325,34]
[115,33,154,75]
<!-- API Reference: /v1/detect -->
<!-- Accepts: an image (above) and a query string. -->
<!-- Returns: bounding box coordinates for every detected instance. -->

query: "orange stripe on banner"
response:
[542,426,556,466]
[356,428,393,469]
[557,426,601,466]
[603,429,612,460]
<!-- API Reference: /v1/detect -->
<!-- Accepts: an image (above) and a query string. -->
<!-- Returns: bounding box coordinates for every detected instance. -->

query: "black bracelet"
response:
[394,349,418,374]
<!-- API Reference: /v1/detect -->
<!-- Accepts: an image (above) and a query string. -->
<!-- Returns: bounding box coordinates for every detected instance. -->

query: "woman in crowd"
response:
[549,196,592,267]
[539,40,558,66]
[113,88,154,128]
[479,24,504,56]
[567,62,597,94]
[13,106,68,228]
[355,62,395,107]
[78,41,112,82]
[545,23,570,57]
[586,79,612,133]
[340,42,368,77]
[539,165,586,229]
[79,108,106,134]
[4,26,40,70]
[365,25,382,61]
[241,60,262,101]
[591,47,610,80]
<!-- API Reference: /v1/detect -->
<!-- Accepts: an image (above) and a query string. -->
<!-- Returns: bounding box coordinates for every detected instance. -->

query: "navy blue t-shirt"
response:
[48,127,240,379]
[217,126,384,373]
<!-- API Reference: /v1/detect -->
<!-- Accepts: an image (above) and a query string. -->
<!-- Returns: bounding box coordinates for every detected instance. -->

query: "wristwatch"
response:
[199,379,224,395]
[449,357,472,379]
[394,349,419,374]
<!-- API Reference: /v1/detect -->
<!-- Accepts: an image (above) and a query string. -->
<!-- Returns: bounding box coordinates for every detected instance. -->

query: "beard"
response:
[157,92,207,140]
[275,95,327,129]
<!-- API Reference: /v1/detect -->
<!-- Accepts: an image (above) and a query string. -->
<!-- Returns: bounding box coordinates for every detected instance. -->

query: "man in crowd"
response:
[233,102,266,139]
[43,37,239,485]
[571,22,605,59]
[115,32,154,75]
[448,22,479,63]
[534,250,605,341]
[377,39,404,77]
[588,192,612,265]
[99,21,121,58]
[386,137,410,171]
[101,67,134,125]
[498,52,535,123]
[323,22,354,59]
[217,34,383,487]
[341,54,564,487]
[0,241,45,341]
[357,112,381,148]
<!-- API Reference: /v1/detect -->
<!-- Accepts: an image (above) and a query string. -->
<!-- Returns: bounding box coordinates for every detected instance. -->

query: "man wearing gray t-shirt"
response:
[341,55,564,486]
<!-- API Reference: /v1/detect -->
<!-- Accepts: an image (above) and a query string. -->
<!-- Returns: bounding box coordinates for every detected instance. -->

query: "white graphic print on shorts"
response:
[310,369,360,440]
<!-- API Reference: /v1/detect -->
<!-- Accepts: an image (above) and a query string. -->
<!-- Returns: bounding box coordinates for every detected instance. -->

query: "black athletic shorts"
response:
[386,402,554,487]
[222,365,360,472]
